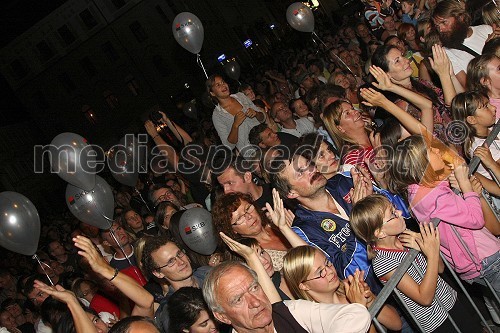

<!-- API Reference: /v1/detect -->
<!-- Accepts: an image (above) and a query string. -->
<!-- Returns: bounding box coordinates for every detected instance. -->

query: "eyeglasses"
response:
[383,205,401,225]
[232,204,255,226]
[156,249,186,270]
[154,190,174,207]
[303,260,333,282]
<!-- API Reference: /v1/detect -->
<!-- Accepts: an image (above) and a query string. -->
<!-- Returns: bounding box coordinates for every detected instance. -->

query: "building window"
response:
[101,41,120,62]
[36,41,54,62]
[10,58,29,80]
[152,55,169,77]
[80,57,97,77]
[79,9,98,30]
[32,91,50,110]
[103,90,119,110]
[125,75,140,96]
[58,72,77,94]
[112,0,126,9]
[58,25,76,45]
[129,21,148,43]
[82,105,97,124]
[155,5,170,24]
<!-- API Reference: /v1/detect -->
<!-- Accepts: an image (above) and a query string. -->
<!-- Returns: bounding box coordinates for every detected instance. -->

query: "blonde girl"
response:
[282,245,402,332]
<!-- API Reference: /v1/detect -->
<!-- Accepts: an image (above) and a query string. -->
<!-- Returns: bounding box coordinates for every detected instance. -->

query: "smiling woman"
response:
[168,287,218,333]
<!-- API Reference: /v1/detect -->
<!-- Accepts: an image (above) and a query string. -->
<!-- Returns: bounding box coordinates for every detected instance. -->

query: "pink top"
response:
[408,181,499,280]
[490,97,500,120]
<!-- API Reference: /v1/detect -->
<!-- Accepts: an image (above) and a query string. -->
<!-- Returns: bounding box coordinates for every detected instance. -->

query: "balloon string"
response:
[196,54,208,79]
[32,254,54,286]
[312,31,357,78]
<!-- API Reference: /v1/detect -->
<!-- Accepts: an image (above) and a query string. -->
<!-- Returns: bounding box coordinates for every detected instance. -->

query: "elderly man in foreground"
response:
[203,261,371,333]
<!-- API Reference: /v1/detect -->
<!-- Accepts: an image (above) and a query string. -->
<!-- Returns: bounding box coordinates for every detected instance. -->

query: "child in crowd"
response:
[389,134,500,296]
[466,54,500,120]
[351,194,482,332]
[451,91,500,234]
[400,0,420,27]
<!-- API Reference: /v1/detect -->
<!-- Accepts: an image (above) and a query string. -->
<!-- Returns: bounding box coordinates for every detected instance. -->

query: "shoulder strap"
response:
[454,43,480,57]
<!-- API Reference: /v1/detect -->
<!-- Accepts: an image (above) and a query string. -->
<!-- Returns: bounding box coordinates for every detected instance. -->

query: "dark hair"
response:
[168,287,215,333]
[23,274,48,299]
[154,201,180,231]
[482,37,500,56]
[371,45,400,72]
[377,117,403,148]
[109,316,160,333]
[248,123,269,146]
[41,297,68,329]
[141,235,173,279]
[432,0,470,27]
[295,133,328,161]
[55,311,76,333]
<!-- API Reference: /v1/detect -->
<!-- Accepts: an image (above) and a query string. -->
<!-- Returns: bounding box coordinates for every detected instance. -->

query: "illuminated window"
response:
[82,105,97,124]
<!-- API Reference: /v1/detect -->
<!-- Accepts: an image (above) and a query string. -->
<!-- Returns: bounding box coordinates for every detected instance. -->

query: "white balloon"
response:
[172,12,204,54]
[286,2,315,33]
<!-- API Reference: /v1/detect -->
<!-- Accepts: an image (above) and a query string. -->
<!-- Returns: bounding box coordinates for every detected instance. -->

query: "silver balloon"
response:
[108,135,147,187]
[286,2,315,33]
[0,192,40,256]
[179,207,217,255]
[172,12,204,54]
[224,60,241,81]
[183,101,198,120]
[49,132,96,191]
[66,175,114,229]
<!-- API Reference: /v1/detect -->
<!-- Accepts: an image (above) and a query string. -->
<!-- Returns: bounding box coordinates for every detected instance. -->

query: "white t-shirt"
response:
[445,48,475,75]
[280,118,315,137]
[463,25,492,55]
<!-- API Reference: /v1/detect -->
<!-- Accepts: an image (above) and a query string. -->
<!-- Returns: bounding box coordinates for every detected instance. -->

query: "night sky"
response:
[0,0,69,125]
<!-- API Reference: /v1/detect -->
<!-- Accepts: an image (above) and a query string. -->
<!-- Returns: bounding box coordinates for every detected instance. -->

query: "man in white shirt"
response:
[432,0,491,55]
[270,102,315,138]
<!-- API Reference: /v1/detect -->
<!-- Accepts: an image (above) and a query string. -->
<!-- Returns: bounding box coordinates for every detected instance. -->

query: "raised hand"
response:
[220,232,254,260]
[33,280,77,305]
[452,156,472,192]
[265,188,288,230]
[399,229,422,251]
[429,44,451,78]
[414,222,440,258]
[369,66,394,91]
[144,120,158,138]
[73,235,111,277]
[360,87,389,108]
[344,269,368,306]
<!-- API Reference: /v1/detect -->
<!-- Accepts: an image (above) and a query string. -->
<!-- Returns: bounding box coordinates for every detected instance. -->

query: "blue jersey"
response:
[292,174,381,292]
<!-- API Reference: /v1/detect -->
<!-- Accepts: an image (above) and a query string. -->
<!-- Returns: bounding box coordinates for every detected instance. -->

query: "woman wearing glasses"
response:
[283,245,401,332]
[212,192,291,271]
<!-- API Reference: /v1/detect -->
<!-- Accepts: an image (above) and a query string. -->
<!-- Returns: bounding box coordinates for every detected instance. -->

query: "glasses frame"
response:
[383,205,400,225]
[155,249,186,270]
[232,204,255,226]
[302,261,332,283]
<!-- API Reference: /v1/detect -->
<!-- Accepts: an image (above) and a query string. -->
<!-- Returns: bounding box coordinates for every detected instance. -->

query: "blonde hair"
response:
[466,54,500,96]
[451,92,490,158]
[482,1,500,27]
[322,99,359,155]
[389,135,442,193]
[351,195,391,259]
[283,246,344,302]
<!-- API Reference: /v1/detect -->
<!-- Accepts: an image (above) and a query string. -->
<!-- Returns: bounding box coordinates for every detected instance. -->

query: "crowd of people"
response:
[1,0,499,332]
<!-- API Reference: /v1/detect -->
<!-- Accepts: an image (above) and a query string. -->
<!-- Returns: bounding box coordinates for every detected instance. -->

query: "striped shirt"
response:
[373,247,457,332]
